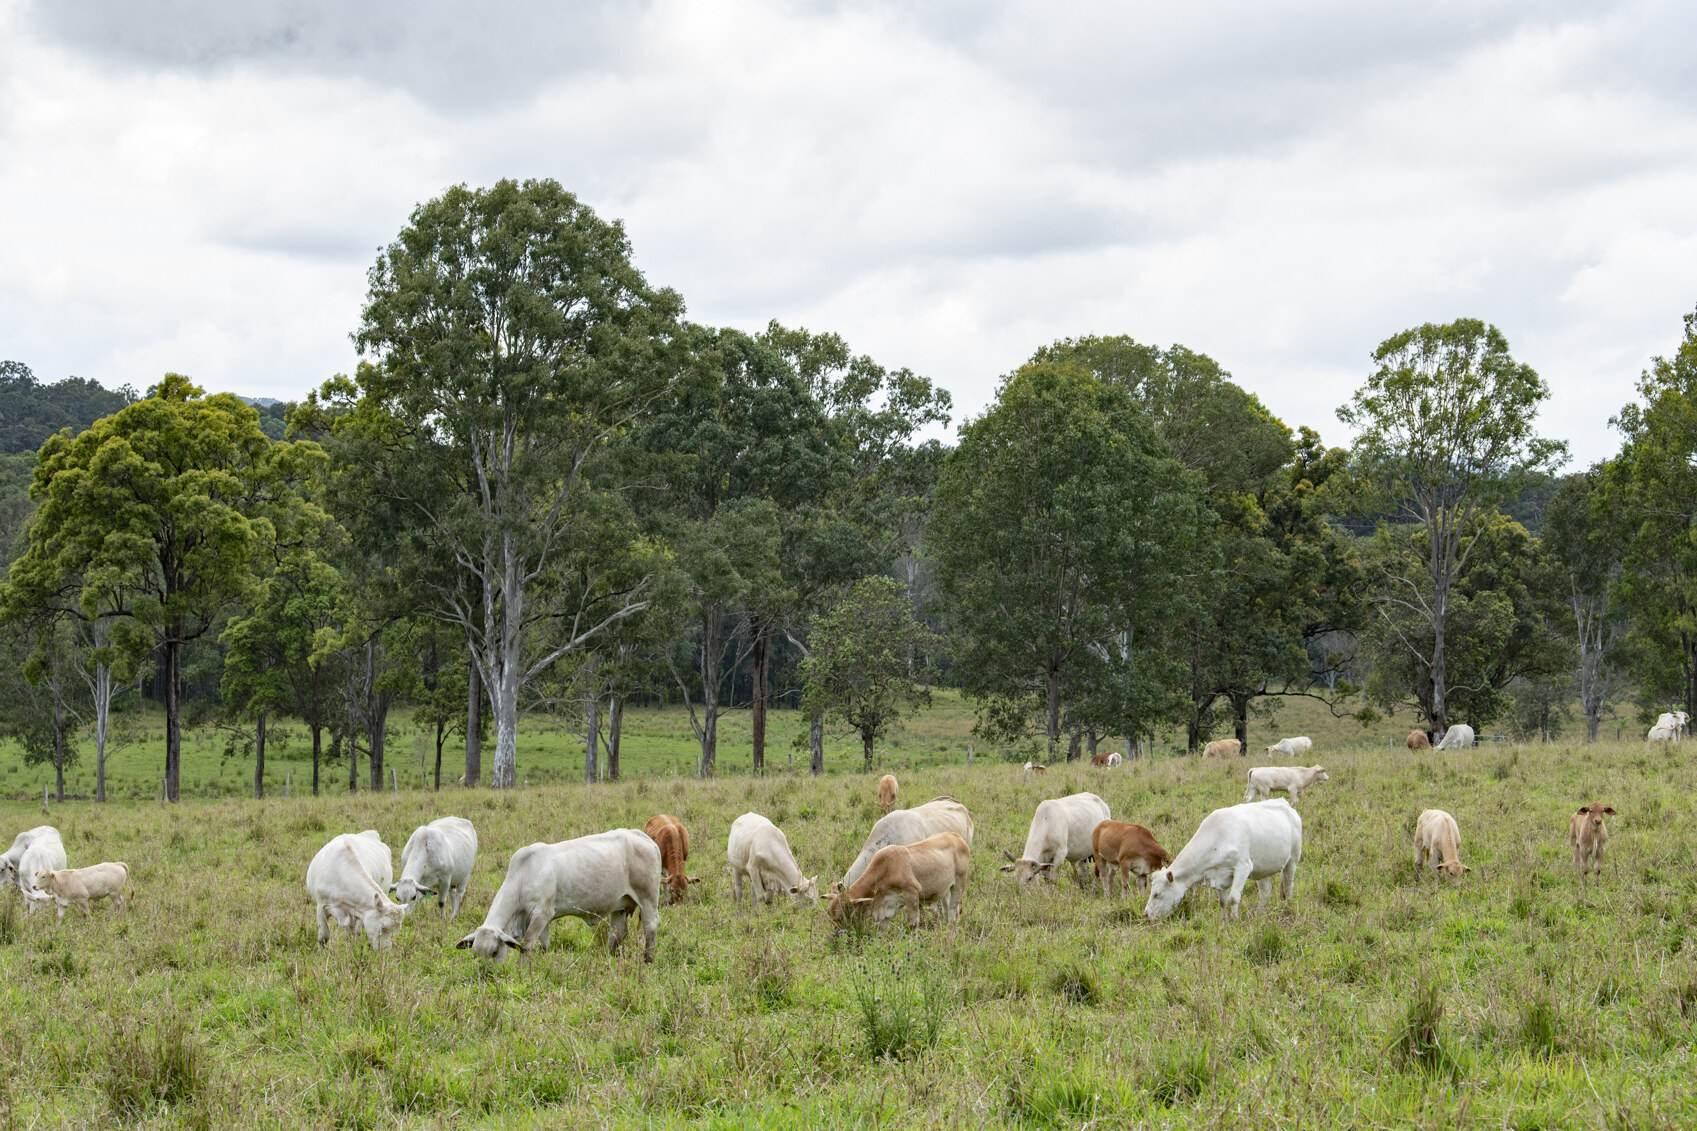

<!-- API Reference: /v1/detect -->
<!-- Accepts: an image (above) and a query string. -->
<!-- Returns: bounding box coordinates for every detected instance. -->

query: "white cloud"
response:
[2,0,1694,463]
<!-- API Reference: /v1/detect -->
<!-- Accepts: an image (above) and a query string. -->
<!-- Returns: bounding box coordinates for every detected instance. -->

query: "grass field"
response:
[0,713,1691,1127]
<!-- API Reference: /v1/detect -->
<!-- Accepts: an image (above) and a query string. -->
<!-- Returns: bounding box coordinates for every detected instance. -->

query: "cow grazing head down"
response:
[999,849,1057,886]
[362,892,410,950]
[787,875,819,905]
[457,925,528,961]
[390,878,438,905]
[1144,868,1190,921]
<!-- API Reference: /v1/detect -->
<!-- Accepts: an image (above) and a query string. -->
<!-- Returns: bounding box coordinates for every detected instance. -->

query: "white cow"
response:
[0,826,67,913]
[1145,799,1303,921]
[1000,792,1111,887]
[843,797,975,886]
[32,862,129,919]
[1655,711,1689,740]
[1649,723,1678,743]
[458,829,661,963]
[726,813,818,906]
[305,830,409,950]
[1265,736,1313,758]
[1245,765,1329,804]
[393,816,478,919]
[1434,724,1475,750]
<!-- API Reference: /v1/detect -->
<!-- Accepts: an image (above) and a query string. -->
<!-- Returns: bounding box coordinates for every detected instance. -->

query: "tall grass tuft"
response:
[1147,1042,1212,1106]
[853,969,949,1061]
[1245,922,1287,966]
[1517,991,1562,1057]
[101,1016,204,1120]
[1048,962,1100,1006]
[1390,979,1453,1075]
[0,897,15,946]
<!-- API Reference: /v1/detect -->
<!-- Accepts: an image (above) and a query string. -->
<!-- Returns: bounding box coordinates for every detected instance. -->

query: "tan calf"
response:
[877,774,899,813]
[1091,820,1171,896]
[1407,729,1431,751]
[1570,803,1614,877]
[1203,738,1241,758]
[33,862,129,920]
[643,814,696,905]
[1413,809,1468,878]
[826,832,969,928]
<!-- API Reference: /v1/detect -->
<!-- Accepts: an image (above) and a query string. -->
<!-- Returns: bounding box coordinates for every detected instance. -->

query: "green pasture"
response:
[0,723,1691,1126]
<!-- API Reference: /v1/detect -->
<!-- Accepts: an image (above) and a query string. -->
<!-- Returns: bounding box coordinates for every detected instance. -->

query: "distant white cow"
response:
[1655,711,1689,740]
[0,826,66,913]
[843,797,974,886]
[1001,792,1111,887]
[1145,799,1303,921]
[1245,765,1329,804]
[32,862,129,919]
[1434,724,1475,750]
[1265,736,1313,758]
[458,829,661,963]
[393,816,477,919]
[726,813,818,907]
[1649,723,1678,743]
[305,830,409,950]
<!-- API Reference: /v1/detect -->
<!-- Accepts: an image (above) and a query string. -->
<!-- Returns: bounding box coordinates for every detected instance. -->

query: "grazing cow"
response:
[1655,711,1689,740]
[305,831,409,950]
[843,797,974,886]
[0,826,66,913]
[394,816,478,919]
[1648,723,1678,743]
[1022,761,1047,780]
[1091,750,1123,767]
[877,774,899,813]
[826,832,969,928]
[643,814,696,905]
[1434,724,1475,750]
[1407,729,1431,751]
[1413,810,1468,879]
[32,862,129,919]
[1203,738,1242,758]
[1001,793,1111,887]
[1091,820,1171,897]
[1245,765,1329,804]
[1265,736,1313,758]
[1570,803,1614,878]
[726,813,818,906]
[1146,799,1303,921]
[458,829,661,963]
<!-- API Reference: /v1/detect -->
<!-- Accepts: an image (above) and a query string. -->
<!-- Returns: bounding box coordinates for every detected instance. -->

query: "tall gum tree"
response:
[1338,319,1565,737]
[3,375,322,800]
[349,179,683,789]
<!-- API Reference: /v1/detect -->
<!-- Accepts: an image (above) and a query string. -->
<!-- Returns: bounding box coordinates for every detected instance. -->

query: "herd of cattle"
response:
[0,727,1637,962]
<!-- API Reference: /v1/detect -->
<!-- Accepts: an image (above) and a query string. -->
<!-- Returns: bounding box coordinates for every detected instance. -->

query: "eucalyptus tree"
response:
[1604,306,1697,718]
[932,361,1206,759]
[1544,469,1623,740]
[345,178,683,789]
[5,375,324,800]
[1338,319,1565,735]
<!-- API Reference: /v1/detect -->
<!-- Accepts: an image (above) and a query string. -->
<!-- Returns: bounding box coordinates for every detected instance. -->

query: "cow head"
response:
[787,875,819,906]
[389,878,438,905]
[1312,767,1328,782]
[1438,858,1470,878]
[1575,804,1615,840]
[361,891,409,950]
[1145,868,1188,921]
[456,924,528,961]
[999,850,1056,886]
[0,858,15,886]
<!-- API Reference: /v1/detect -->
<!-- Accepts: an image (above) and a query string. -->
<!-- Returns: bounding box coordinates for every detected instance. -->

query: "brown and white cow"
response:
[826,832,969,928]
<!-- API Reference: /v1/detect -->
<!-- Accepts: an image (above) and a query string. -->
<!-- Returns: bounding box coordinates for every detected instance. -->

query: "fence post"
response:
[42,785,49,812]
[391,767,398,793]
[285,770,292,798]
[966,744,973,766]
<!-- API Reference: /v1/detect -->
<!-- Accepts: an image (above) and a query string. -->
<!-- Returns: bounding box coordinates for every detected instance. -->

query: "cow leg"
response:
[1224,863,1252,919]
[748,868,767,905]
[1280,858,1297,900]
[447,884,465,920]
[55,899,65,922]
[316,903,330,947]
[1071,859,1091,890]
[1257,878,1273,905]
[608,910,629,955]
[638,898,659,963]
[729,867,745,905]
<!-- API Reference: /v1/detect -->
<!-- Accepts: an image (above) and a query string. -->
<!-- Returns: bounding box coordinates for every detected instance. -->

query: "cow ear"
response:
[372,892,384,909]
[851,897,873,905]
[1602,807,1616,815]
[687,876,701,884]
[1164,870,1174,883]
[999,863,1016,873]
[1575,806,1590,814]
[455,934,476,949]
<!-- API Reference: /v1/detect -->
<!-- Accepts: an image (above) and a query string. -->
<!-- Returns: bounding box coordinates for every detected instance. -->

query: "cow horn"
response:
[1000,849,1017,863]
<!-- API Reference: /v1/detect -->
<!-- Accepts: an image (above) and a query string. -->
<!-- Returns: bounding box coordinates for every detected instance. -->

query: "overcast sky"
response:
[3,1,1693,464]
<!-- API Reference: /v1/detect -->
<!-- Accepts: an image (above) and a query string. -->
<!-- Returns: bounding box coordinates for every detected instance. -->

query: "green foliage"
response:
[800,577,937,770]
[932,361,1208,755]
[0,360,135,455]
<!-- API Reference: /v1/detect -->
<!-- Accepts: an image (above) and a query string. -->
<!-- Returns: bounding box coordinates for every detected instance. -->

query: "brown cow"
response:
[826,832,969,928]
[1203,739,1241,758]
[1091,820,1170,897]
[1091,750,1123,767]
[877,774,899,813]
[1570,803,1614,877]
[643,814,696,904]
[1407,729,1431,751]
